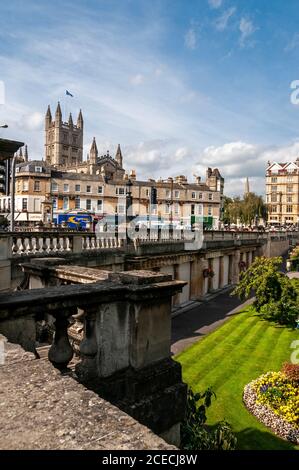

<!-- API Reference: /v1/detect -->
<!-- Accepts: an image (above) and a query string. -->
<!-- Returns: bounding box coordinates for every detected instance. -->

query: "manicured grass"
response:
[175,306,299,450]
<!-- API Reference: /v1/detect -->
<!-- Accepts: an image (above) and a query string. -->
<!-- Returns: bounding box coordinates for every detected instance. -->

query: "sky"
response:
[1,0,299,196]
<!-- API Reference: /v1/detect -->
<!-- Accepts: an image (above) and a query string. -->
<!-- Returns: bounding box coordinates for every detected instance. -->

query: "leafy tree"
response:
[222,192,267,226]
[181,387,237,450]
[232,256,298,327]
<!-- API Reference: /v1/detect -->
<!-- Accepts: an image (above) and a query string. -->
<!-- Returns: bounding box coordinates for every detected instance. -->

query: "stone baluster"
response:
[57,236,63,252]
[61,236,68,252]
[12,236,18,255]
[52,237,58,252]
[18,236,25,254]
[31,236,37,254]
[48,308,75,370]
[48,236,55,253]
[76,306,98,381]
[26,237,33,254]
[91,237,96,250]
[40,236,47,254]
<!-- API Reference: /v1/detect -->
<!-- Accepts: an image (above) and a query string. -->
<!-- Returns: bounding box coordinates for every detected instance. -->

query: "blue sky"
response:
[1,0,299,195]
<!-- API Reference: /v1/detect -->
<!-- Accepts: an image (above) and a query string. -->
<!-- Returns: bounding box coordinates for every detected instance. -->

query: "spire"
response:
[77,109,83,128]
[68,112,73,127]
[24,145,28,162]
[115,144,123,167]
[89,137,98,164]
[55,101,62,124]
[19,147,23,159]
[244,177,250,196]
[45,105,52,129]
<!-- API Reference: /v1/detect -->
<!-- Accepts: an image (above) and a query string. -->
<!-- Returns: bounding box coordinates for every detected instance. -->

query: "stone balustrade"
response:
[2,229,297,259]
[10,232,123,257]
[0,269,187,445]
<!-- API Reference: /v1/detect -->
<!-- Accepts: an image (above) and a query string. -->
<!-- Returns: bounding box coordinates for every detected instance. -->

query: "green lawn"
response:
[175,306,299,450]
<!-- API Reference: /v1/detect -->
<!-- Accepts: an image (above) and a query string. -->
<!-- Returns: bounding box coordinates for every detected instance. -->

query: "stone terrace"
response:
[0,338,174,450]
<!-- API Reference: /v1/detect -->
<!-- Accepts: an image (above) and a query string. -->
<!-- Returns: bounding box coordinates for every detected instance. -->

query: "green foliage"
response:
[232,257,298,326]
[223,192,267,225]
[181,387,237,450]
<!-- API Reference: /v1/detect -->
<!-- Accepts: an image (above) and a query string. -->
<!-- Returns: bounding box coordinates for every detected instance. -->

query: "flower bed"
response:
[243,371,299,444]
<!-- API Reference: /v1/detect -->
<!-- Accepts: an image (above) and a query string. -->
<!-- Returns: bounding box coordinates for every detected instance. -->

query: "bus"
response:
[56,210,104,231]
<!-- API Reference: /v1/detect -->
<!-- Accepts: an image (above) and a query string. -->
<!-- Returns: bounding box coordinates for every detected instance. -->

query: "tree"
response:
[222,192,267,226]
[232,256,298,327]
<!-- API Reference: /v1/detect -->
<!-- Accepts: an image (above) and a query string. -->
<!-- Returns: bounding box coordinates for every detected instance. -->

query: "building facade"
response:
[0,103,224,229]
[266,160,299,226]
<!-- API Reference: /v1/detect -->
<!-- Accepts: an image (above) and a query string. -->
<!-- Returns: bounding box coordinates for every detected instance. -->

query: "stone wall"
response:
[0,336,176,450]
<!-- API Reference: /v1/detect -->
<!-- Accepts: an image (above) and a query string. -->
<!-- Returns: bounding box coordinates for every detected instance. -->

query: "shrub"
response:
[232,256,299,327]
[281,363,299,383]
[259,299,298,327]
[181,387,237,450]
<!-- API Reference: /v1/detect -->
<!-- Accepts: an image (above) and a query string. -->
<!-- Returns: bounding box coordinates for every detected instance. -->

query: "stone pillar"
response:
[173,264,180,306]
[75,270,187,446]
[208,258,214,292]
[190,257,204,300]
[72,234,83,253]
[219,256,224,289]
[231,250,240,284]
[0,234,12,292]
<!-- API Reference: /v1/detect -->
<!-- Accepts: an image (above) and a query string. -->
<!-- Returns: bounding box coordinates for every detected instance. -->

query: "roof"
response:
[0,138,24,162]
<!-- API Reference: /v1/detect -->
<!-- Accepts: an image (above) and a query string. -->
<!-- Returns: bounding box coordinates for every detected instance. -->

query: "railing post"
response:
[76,306,98,381]
[0,234,12,291]
[48,308,75,370]
[72,234,83,253]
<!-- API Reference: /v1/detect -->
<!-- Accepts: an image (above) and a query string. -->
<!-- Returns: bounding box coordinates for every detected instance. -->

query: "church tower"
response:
[45,103,83,167]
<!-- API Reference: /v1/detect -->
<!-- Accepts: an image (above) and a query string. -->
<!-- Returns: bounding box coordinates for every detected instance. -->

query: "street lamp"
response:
[126,179,133,244]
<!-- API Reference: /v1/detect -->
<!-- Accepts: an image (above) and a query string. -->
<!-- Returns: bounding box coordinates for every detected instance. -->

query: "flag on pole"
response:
[66,90,74,97]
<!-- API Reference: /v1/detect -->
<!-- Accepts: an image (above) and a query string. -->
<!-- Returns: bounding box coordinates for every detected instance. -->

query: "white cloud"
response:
[239,18,256,47]
[184,28,197,50]
[208,0,223,9]
[130,74,144,86]
[18,112,44,131]
[175,147,188,160]
[215,7,236,31]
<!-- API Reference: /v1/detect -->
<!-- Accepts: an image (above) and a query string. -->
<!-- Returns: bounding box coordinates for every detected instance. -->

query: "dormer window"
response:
[35,166,42,173]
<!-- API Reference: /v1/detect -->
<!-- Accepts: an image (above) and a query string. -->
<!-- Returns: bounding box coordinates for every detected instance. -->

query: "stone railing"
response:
[0,270,186,445]
[1,229,298,259]
[10,232,123,257]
